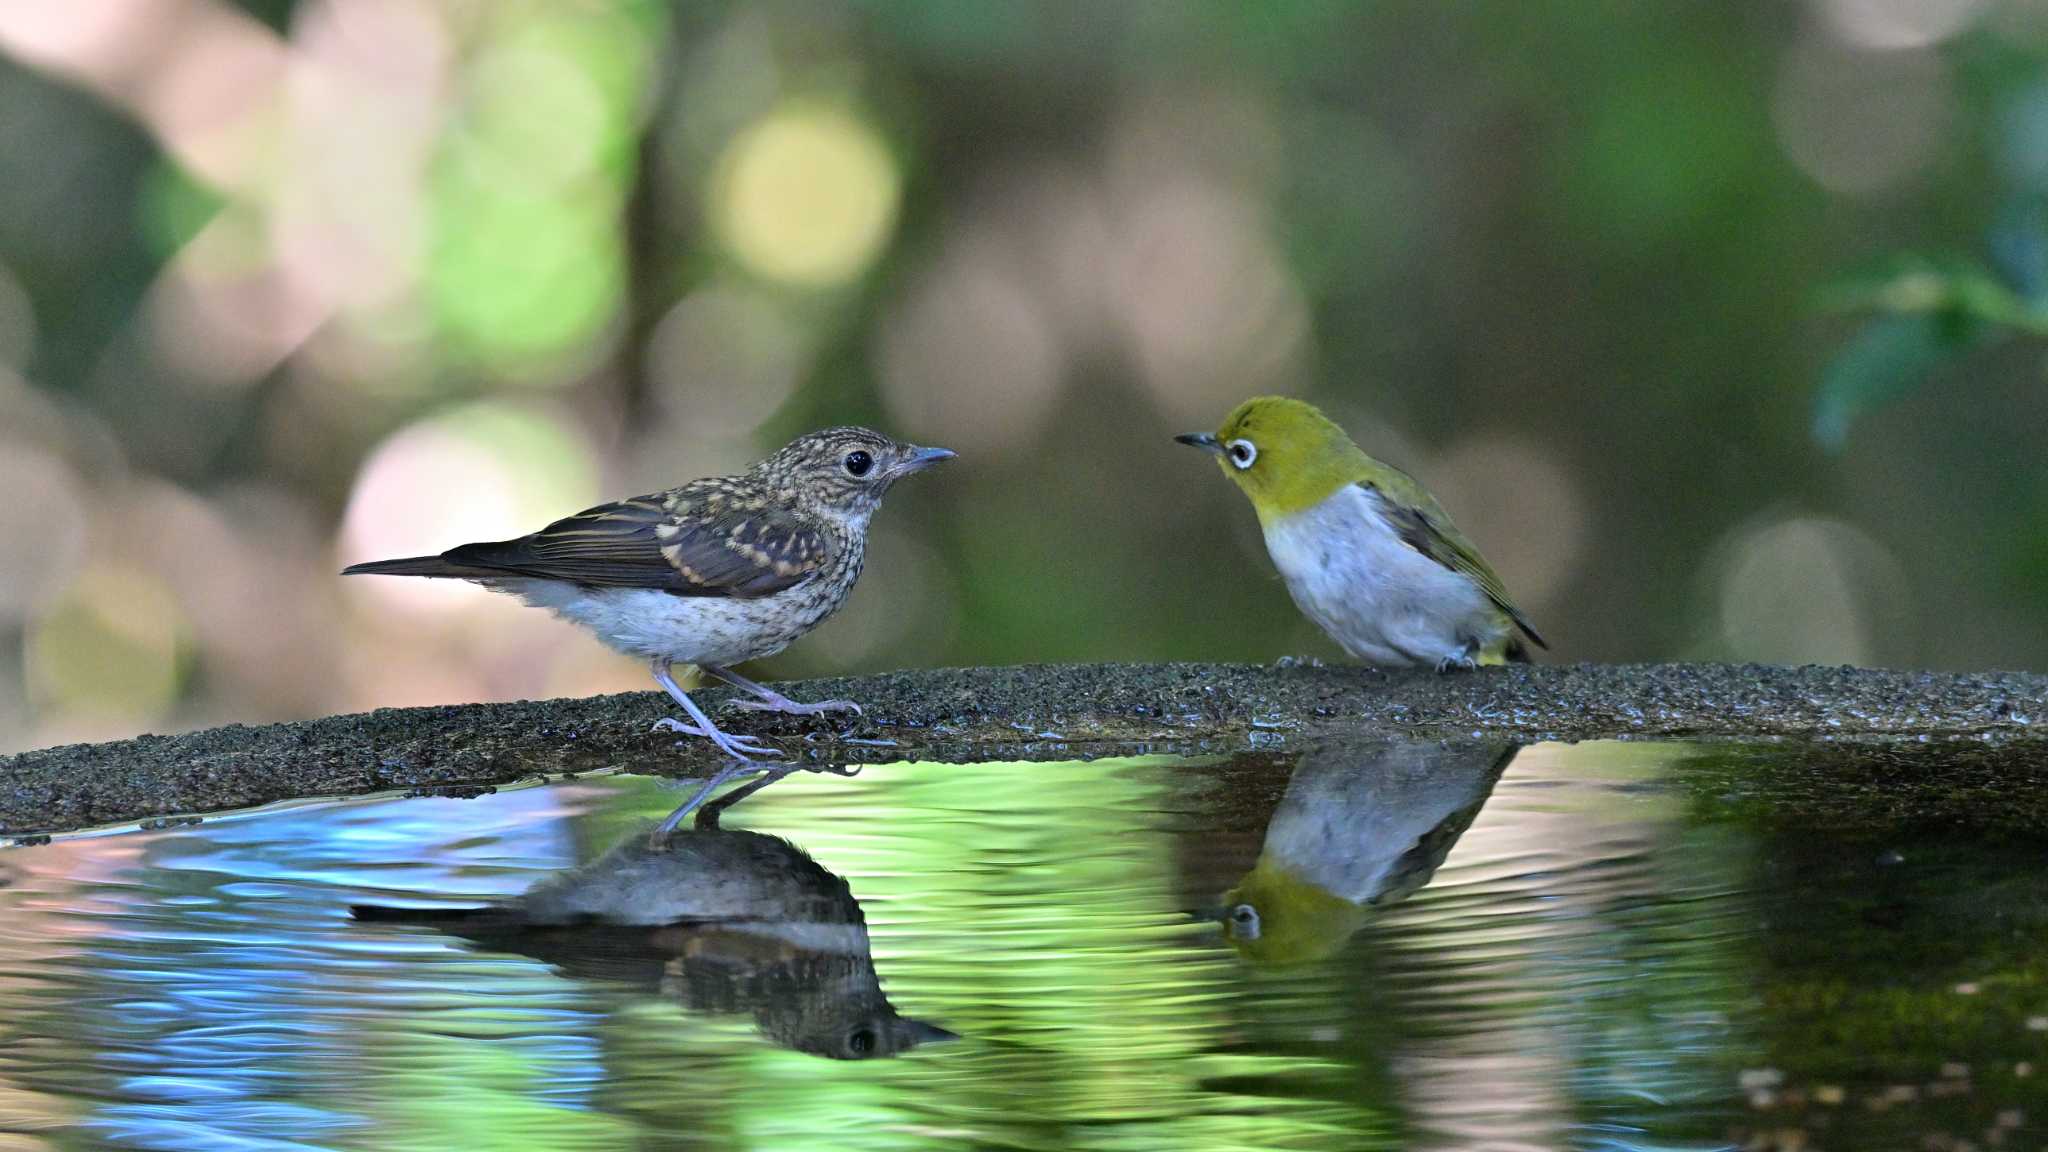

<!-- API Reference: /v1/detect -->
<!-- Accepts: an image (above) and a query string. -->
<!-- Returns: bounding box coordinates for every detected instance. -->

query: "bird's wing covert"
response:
[443,490,831,598]
[1363,481,1549,650]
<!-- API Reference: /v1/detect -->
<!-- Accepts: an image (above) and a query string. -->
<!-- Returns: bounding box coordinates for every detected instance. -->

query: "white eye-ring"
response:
[1229,903,1261,939]
[1226,438,1257,470]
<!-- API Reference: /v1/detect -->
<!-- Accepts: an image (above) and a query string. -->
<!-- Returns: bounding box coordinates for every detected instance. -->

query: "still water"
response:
[2,738,2045,1151]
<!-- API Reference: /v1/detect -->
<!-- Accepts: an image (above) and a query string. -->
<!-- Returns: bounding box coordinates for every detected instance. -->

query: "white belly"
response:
[1259,740,1510,905]
[1262,484,1501,667]
[500,580,818,667]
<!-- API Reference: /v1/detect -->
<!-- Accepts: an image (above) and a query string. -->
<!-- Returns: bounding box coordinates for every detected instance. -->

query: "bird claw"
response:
[724,697,864,718]
[650,717,783,761]
[1434,653,1480,674]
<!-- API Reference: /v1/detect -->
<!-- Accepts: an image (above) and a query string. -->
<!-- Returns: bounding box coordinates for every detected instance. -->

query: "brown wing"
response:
[440,489,832,599]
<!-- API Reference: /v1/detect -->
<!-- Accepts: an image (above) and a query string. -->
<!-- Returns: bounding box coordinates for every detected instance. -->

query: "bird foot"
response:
[650,716,783,761]
[724,696,864,718]
[1433,652,1480,674]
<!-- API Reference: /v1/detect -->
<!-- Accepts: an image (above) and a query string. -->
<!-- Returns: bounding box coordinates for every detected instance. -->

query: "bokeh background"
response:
[1,0,2045,753]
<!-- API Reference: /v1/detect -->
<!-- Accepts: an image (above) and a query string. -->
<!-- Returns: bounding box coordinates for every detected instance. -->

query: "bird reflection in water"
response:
[353,770,957,1059]
[1203,738,1518,965]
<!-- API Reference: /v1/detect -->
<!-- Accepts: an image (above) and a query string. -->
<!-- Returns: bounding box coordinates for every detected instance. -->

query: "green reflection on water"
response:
[594,759,1382,1149]
[2,738,2047,1150]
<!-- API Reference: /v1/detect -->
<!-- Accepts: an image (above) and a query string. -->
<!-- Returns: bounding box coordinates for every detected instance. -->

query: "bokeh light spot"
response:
[878,244,1064,456]
[711,103,901,287]
[0,444,88,620]
[1774,33,1954,195]
[462,35,611,192]
[1715,516,1912,665]
[644,283,809,436]
[1114,175,1309,423]
[1431,434,1590,607]
[340,402,598,615]
[1819,0,1990,49]
[428,177,623,374]
[26,566,189,722]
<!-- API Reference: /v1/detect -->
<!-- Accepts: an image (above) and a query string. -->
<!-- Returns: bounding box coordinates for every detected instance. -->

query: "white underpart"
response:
[1259,741,1506,905]
[501,580,826,667]
[1261,483,1502,667]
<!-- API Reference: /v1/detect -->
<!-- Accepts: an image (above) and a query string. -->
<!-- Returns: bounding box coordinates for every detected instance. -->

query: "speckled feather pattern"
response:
[344,427,938,669]
[487,466,872,664]
[503,531,864,666]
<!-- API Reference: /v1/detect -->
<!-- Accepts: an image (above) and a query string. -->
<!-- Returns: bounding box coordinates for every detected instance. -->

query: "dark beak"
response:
[1175,432,1224,457]
[906,1019,962,1046]
[892,445,957,477]
[1186,905,1228,923]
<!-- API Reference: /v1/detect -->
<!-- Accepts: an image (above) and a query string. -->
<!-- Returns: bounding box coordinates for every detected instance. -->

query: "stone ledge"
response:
[2,661,2041,838]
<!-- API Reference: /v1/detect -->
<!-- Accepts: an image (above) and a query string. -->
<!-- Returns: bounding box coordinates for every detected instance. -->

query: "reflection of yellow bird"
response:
[355,826,956,1059]
[1210,739,1517,966]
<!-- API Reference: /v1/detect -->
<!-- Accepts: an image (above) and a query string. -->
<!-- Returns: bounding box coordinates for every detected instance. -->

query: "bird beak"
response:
[1186,905,1228,924]
[1175,432,1225,457]
[891,445,957,477]
[906,1019,962,1045]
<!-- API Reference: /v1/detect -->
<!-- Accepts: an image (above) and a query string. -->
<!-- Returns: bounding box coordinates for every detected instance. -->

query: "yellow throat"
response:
[1220,857,1372,967]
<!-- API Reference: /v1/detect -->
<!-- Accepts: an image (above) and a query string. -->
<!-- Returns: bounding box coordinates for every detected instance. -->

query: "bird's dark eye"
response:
[848,1028,876,1055]
[843,450,874,477]
[1226,439,1257,470]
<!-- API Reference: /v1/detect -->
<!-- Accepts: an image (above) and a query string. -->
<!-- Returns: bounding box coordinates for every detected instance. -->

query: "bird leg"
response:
[1434,641,1481,674]
[646,760,870,849]
[648,765,793,847]
[649,658,783,761]
[704,664,864,717]
[691,765,797,831]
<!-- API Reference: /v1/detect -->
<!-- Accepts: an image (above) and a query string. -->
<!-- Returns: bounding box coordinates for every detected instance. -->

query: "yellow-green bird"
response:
[1211,738,1516,966]
[1177,396,1546,670]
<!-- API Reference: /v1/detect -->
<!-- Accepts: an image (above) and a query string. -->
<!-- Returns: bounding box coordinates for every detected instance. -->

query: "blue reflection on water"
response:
[35,787,603,1151]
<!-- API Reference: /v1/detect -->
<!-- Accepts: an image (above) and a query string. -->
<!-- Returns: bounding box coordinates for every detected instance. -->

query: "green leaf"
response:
[1817,254,2040,329]
[1812,314,2000,451]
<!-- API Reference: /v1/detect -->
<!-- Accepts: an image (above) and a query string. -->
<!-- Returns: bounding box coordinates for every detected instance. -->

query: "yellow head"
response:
[1175,396,1371,524]
[1212,858,1372,967]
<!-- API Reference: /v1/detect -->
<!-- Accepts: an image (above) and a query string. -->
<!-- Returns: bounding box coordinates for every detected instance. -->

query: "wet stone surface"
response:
[1,660,2043,836]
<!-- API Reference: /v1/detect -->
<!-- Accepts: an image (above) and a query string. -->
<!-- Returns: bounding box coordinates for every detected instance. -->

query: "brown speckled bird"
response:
[343,427,954,761]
